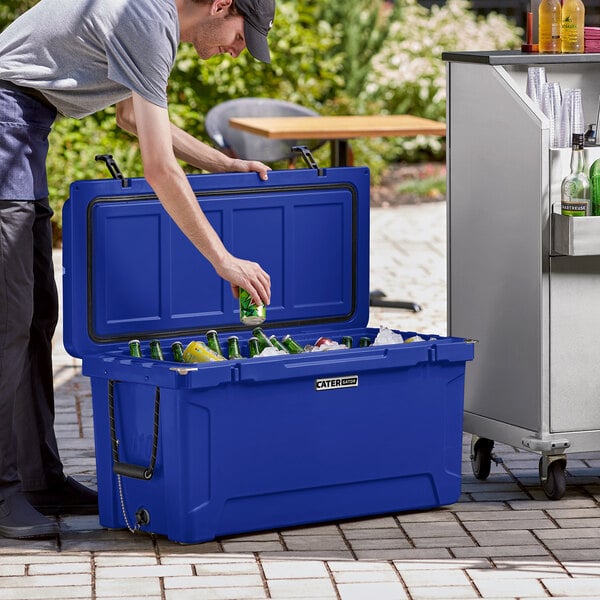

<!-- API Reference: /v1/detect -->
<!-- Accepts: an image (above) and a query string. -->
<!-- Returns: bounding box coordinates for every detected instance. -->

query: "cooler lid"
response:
[62,166,371,358]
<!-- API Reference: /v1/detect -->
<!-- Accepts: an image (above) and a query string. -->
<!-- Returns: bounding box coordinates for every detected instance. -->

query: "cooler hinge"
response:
[230,365,241,382]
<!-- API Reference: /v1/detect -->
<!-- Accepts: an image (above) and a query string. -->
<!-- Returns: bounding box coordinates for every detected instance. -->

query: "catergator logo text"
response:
[315,375,359,391]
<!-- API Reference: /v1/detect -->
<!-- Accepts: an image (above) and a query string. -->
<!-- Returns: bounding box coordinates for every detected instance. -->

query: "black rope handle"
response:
[108,379,160,480]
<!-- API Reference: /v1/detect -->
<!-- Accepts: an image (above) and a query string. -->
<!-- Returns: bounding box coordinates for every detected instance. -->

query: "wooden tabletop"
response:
[228,114,446,140]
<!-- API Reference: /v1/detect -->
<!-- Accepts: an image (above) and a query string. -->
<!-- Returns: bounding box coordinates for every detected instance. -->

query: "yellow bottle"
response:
[561,0,585,53]
[539,0,562,53]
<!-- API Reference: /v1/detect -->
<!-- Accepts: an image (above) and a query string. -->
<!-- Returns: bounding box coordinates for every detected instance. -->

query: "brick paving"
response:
[1,200,600,599]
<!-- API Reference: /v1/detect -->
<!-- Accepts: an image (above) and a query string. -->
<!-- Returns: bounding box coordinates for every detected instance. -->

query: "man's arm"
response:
[118,93,270,306]
[116,96,271,179]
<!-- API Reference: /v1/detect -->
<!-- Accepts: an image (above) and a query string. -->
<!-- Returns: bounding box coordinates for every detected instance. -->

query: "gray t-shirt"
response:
[0,0,179,118]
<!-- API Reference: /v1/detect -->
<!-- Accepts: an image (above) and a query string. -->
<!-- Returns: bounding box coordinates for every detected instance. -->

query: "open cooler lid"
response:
[62,165,371,358]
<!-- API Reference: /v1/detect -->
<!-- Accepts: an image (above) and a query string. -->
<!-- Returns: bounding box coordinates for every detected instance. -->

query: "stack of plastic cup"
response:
[526,66,547,106]
[557,89,574,148]
[540,82,563,148]
[540,83,555,148]
[549,82,563,147]
[570,88,585,136]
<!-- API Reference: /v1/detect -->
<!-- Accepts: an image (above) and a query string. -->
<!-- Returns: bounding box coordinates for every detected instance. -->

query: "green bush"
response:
[362,0,523,162]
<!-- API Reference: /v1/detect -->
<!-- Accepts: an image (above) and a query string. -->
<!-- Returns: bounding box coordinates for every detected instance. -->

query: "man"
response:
[0,0,275,539]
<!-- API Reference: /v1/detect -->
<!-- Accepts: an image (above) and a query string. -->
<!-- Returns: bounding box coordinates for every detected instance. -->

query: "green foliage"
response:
[363,0,523,162]
[396,173,446,199]
[316,0,403,100]
[0,0,36,27]
[1,0,521,243]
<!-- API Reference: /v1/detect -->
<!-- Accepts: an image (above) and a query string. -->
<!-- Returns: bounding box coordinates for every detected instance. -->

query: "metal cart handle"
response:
[108,379,160,480]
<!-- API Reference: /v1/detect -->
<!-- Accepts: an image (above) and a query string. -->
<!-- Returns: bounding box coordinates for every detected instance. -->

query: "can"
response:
[128,339,142,358]
[182,341,226,363]
[149,339,164,360]
[239,288,266,325]
[227,335,243,360]
[315,337,335,347]
[206,329,224,357]
[171,341,185,362]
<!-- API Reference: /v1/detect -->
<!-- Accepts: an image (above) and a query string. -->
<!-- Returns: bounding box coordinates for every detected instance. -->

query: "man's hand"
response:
[214,254,271,307]
[229,158,271,181]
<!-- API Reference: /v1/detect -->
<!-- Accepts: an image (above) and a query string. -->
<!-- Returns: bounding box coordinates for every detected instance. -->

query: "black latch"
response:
[292,146,324,176]
[95,154,129,187]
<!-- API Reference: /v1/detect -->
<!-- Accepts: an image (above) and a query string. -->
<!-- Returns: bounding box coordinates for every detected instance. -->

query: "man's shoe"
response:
[0,493,59,539]
[25,476,98,516]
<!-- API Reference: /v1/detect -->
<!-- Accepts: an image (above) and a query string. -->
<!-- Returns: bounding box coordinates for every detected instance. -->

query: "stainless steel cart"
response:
[444,51,600,499]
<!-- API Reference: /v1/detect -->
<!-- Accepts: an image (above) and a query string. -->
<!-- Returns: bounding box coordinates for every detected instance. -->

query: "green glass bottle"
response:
[561,133,590,217]
[341,336,353,348]
[227,335,243,360]
[248,336,261,357]
[128,339,142,358]
[590,159,600,216]
[281,334,304,354]
[171,341,184,362]
[269,335,290,353]
[252,327,273,351]
[206,329,224,357]
[359,336,371,347]
[149,339,164,360]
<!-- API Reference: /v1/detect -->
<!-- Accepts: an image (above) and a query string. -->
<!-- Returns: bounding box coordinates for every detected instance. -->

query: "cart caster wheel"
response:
[539,457,566,500]
[471,437,494,480]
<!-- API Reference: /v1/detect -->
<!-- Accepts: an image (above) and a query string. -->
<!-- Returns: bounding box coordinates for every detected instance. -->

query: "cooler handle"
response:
[292,145,324,176]
[95,154,130,187]
[108,379,160,480]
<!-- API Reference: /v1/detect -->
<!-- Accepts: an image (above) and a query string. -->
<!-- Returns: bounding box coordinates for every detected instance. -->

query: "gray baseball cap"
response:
[236,0,275,63]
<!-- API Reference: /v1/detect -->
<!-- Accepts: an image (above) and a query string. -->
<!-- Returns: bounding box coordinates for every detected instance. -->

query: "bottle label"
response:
[561,199,588,216]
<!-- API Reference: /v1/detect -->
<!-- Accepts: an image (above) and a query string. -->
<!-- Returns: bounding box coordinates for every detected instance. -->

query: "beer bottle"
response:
[149,339,164,360]
[281,334,304,354]
[206,329,224,357]
[248,336,261,358]
[128,339,142,358]
[252,327,273,351]
[359,336,371,347]
[171,341,184,362]
[269,335,290,353]
[227,335,243,359]
[341,336,353,348]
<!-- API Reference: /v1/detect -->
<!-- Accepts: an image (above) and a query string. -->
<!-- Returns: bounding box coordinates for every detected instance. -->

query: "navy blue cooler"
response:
[62,162,474,544]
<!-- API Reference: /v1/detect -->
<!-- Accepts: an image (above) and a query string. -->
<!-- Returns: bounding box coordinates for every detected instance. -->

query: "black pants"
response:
[0,81,63,499]
[0,199,64,498]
